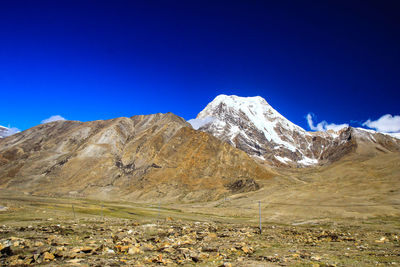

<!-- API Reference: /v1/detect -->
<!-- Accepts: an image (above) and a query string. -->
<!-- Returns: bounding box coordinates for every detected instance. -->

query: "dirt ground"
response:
[0,191,399,266]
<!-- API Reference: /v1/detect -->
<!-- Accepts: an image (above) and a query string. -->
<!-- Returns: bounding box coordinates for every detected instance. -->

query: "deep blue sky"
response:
[1,0,399,131]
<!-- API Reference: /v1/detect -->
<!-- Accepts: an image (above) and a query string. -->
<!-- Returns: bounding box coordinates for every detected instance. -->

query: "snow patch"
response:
[298,157,318,166]
[275,156,292,164]
[355,127,377,134]
[252,154,266,160]
[356,127,400,140]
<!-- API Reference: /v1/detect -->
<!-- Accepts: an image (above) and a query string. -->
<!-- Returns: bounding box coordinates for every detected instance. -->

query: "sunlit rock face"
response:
[0,113,273,201]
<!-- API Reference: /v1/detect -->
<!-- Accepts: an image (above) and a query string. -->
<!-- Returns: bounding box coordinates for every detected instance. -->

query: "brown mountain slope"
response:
[179,149,400,222]
[180,127,400,221]
[311,127,400,164]
[0,113,273,202]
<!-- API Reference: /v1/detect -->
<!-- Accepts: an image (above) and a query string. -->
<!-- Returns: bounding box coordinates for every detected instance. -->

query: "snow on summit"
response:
[192,94,308,152]
[190,95,353,166]
[196,94,307,147]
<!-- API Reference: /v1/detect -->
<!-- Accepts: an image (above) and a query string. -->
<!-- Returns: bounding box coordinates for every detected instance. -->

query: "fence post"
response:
[158,201,160,221]
[258,201,262,234]
[72,204,76,220]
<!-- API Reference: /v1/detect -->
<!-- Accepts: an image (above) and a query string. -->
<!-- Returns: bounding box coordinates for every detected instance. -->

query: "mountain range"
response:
[0,95,399,201]
[189,95,400,166]
[0,112,272,201]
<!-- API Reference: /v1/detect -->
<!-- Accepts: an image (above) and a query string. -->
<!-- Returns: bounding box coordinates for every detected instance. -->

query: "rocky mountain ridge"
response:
[1,95,399,201]
[0,113,273,201]
[190,95,400,167]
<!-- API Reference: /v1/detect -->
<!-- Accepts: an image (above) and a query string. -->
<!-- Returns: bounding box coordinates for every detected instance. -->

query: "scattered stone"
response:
[105,248,115,254]
[0,215,398,266]
[241,245,253,254]
[34,241,44,247]
[128,246,142,255]
[67,258,84,264]
[43,251,55,261]
[72,246,94,254]
[311,255,322,261]
[375,236,388,243]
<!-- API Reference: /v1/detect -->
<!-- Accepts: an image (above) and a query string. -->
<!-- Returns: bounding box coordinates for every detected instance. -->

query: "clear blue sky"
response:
[1,0,399,132]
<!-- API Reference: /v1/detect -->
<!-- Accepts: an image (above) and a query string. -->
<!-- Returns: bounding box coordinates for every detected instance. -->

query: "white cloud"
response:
[188,117,216,130]
[388,132,400,139]
[306,114,318,130]
[0,125,20,138]
[6,127,20,136]
[362,114,400,133]
[41,115,66,124]
[306,113,349,132]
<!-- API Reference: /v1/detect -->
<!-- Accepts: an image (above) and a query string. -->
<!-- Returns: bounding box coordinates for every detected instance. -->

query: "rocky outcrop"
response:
[0,113,273,201]
[225,178,260,193]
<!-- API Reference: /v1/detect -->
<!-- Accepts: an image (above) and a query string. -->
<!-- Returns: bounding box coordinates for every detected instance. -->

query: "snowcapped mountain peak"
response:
[190,95,350,166]
[190,94,400,167]
[195,94,308,145]
[206,94,269,106]
[198,94,274,118]
[197,95,303,131]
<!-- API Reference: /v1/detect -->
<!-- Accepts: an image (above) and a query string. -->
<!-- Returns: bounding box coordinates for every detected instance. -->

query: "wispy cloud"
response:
[362,114,400,133]
[188,117,216,130]
[306,113,349,132]
[0,125,20,137]
[41,115,66,124]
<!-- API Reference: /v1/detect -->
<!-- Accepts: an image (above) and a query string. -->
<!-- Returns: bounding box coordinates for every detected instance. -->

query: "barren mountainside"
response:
[0,96,399,203]
[0,113,273,201]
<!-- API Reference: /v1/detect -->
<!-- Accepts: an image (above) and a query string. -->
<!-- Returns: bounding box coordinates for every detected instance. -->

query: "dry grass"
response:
[0,191,399,266]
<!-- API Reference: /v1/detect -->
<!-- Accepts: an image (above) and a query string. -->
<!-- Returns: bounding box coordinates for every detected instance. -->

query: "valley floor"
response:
[0,191,399,266]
